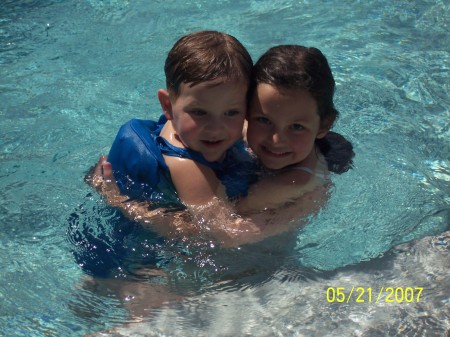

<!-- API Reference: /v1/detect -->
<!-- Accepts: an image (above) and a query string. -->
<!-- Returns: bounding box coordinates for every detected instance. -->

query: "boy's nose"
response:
[206,118,224,131]
[271,131,286,144]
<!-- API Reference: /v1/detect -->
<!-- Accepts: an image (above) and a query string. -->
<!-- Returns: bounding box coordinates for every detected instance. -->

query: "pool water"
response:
[1,0,449,336]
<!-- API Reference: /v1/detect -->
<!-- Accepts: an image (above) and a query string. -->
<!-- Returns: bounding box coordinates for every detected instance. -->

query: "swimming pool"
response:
[1,0,448,336]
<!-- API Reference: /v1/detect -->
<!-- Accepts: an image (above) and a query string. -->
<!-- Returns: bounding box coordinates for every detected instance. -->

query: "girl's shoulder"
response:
[277,153,330,185]
[281,165,329,182]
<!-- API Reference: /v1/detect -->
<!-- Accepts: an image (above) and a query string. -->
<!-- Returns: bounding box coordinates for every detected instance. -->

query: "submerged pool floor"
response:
[85,231,450,337]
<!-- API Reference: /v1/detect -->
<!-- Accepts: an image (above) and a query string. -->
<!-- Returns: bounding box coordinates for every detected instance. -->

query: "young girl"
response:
[237,45,343,214]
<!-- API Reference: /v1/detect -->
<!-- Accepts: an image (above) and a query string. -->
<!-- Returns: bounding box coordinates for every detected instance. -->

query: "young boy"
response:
[103,30,256,211]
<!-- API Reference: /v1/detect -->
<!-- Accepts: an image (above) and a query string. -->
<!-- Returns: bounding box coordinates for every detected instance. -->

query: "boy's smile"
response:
[159,78,248,162]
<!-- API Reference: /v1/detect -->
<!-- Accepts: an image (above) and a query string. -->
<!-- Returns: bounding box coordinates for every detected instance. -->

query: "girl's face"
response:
[247,83,328,170]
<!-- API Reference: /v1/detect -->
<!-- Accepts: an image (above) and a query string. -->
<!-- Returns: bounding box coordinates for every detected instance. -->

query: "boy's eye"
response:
[225,110,240,117]
[291,123,304,131]
[189,109,206,116]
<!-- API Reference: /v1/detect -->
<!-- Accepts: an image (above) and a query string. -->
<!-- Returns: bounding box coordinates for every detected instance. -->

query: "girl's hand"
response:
[85,155,129,206]
[85,155,107,189]
[98,158,130,207]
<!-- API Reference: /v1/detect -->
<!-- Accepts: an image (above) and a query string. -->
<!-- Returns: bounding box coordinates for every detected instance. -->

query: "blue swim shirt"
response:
[107,116,257,205]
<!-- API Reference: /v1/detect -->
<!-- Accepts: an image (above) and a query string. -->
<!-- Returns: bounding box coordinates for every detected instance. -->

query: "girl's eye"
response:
[291,123,304,131]
[225,110,240,117]
[256,117,271,125]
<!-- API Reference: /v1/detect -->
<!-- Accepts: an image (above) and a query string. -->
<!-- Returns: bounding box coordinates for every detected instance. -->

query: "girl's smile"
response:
[247,83,328,170]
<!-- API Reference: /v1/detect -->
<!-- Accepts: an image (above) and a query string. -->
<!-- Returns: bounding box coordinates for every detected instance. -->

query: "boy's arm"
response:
[163,155,229,206]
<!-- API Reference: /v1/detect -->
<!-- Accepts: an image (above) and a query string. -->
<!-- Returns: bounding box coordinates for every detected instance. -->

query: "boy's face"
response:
[247,83,328,170]
[164,79,247,162]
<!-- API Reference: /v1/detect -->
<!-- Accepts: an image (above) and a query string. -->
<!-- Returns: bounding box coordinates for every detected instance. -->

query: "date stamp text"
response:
[326,287,423,303]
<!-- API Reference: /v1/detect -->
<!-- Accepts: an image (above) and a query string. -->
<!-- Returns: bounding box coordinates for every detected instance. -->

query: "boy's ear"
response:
[157,89,173,120]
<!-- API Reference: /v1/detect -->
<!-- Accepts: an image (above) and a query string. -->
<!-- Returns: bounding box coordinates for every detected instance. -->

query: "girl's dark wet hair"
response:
[165,31,253,97]
[253,45,338,126]
[253,45,354,173]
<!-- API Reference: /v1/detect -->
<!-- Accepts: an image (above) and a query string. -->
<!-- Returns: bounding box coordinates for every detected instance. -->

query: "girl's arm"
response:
[88,158,328,246]
[236,169,328,216]
[86,157,199,238]
[89,158,261,244]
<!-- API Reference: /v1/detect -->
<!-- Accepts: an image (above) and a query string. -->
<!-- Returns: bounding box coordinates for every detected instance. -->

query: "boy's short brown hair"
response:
[164,31,253,97]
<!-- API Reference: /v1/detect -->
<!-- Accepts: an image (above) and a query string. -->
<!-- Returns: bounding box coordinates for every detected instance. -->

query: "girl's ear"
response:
[157,89,173,120]
[316,115,335,139]
[316,128,329,139]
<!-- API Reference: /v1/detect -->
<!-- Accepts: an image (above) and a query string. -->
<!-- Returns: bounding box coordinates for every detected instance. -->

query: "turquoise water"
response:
[1,0,449,336]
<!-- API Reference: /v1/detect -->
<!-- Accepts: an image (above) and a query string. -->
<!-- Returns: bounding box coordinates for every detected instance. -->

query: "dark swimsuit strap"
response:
[155,136,222,171]
[150,114,222,171]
